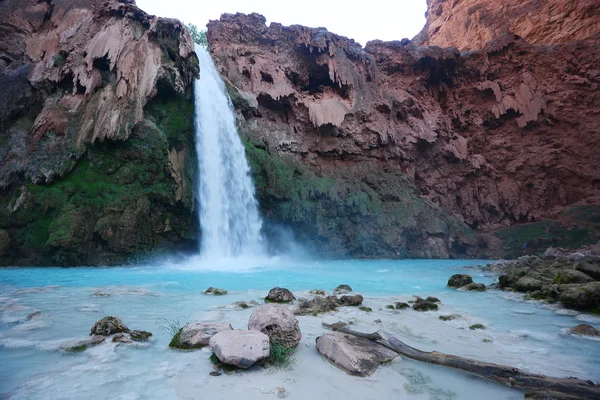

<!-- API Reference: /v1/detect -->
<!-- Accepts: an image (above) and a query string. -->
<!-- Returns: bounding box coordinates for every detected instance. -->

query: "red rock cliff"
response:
[207,12,600,258]
[413,0,600,51]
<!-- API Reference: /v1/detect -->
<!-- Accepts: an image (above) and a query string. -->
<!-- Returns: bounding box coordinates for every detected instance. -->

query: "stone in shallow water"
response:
[338,294,363,306]
[248,304,302,348]
[90,316,129,336]
[333,284,352,294]
[294,296,339,316]
[209,330,270,369]
[176,322,233,349]
[316,331,398,376]
[412,297,438,312]
[462,282,486,291]
[112,333,133,344]
[130,330,152,341]
[204,287,228,295]
[570,323,600,337]
[447,274,473,288]
[265,287,295,303]
[62,335,105,352]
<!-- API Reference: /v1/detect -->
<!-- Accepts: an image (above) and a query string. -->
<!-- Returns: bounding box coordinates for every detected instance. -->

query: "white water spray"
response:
[193,45,264,259]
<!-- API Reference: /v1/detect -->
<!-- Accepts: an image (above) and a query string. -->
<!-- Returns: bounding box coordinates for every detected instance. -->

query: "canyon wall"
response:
[413,0,600,51]
[0,0,199,265]
[207,11,600,258]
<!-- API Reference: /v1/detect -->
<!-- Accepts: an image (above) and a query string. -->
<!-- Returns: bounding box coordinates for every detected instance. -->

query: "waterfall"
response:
[193,45,264,259]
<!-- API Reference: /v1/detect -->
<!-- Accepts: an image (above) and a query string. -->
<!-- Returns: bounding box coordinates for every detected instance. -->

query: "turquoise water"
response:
[1,258,599,399]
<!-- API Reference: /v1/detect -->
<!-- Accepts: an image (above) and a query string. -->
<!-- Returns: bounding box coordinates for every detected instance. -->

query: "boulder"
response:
[542,247,561,259]
[334,284,353,294]
[515,276,543,292]
[338,294,363,306]
[469,324,487,330]
[204,287,228,295]
[554,270,594,284]
[112,333,133,344]
[439,314,460,321]
[315,331,398,376]
[295,296,339,316]
[395,302,409,309]
[559,282,600,310]
[175,322,233,349]
[209,330,270,369]
[447,274,473,288]
[462,282,486,291]
[62,335,105,352]
[90,316,129,336]
[248,304,302,348]
[426,296,441,303]
[265,287,295,303]
[130,330,152,341]
[576,262,600,281]
[570,323,600,337]
[567,252,586,261]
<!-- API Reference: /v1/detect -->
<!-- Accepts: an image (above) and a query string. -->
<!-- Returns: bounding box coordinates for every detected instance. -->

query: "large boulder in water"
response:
[334,284,352,294]
[447,274,473,288]
[209,330,270,369]
[172,322,233,349]
[316,331,398,376]
[248,304,302,348]
[570,323,600,337]
[338,294,363,306]
[90,316,129,336]
[559,282,600,310]
[265,287,295,303]
[295,296,339,316]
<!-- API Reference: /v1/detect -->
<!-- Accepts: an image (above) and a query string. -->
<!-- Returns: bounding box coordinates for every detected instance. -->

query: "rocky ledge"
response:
[0,0,199,265]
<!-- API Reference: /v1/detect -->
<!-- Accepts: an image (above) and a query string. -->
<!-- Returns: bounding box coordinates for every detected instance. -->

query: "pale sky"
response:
[136,0,427,47]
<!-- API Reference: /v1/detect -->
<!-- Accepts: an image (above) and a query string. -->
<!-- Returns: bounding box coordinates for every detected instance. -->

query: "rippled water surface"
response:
[1,258,599,399]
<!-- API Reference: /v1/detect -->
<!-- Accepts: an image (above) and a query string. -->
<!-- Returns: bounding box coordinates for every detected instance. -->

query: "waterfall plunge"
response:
[193,45,264,260]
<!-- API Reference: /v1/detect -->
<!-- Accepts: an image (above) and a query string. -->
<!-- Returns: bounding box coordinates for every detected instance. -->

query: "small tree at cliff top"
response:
[186,23,209,50]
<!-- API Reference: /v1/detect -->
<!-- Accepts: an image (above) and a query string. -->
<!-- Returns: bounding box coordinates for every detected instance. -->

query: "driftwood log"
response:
[322,323,600,399]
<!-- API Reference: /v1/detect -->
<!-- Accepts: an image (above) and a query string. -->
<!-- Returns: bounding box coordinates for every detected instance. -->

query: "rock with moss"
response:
[90,316,130,336]
[439,314,460,321]
[309,289,326,296]
[204,287,228,295]
[264,287,295,303]
[558,282,600,310]
[386,305,395,309]
[171,322,233,349]
[112,333,133,344]
[570,323,600,337]
[295,295,339,316]
[358,306,372,312]
[333,285,352,294]
[130,330,153,341]
[412,297,438,312]
[426,296,441,303]
[209,330,270,369]
[395,302,410,310]
[248,304,302,348]
[469,324,487,330]
[232,300,260,309]
[447,274,473,288]
[62,335,105,352]
[462,282,487,291]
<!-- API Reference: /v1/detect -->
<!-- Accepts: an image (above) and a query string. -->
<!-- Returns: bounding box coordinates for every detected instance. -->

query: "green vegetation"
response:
[267,343,296,370]
[469,324,487,330]
[359,306,373,312]
[185,23,209,49]
[386,305,395,309]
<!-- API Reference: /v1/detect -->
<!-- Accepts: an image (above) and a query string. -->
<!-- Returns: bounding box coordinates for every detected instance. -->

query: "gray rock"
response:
[112,333,133,344]
[62,335,105,352]
[295,295,339,316]
[462,282,486,291]
[554,269,594,284]
[265,287,295,303]
[334,284,353,294]
[315,331,398,376]
[179,322,233,348]
[515,276,543,292]
[570,323,600,337]
[204,287,228,295]
[447,274,473,288]
[338,294,363,306]
[232,300,260,309]
[567,252,586,261]
[25,311,42,321]
[90,316,129,336]
[559,282,600,310]
[308,289,326,296]
[130,330,152,341]
[412,297,438,312]
[576,262,600,281]
[248,304,302,348]
[209,330,270,369]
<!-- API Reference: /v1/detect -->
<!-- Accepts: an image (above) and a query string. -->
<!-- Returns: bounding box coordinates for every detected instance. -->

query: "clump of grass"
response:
[157,317,190,348]
[266,343,296,370]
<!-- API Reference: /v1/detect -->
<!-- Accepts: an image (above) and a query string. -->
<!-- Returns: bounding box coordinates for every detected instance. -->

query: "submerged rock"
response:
[412,297,438,312]
[172,322,233,349]
[333,285,353,294]
[130,330,152,341]
[248,304,302,348]
[395,302,410,310]
[439,314,460,321]
[112,333,133,344]
[204,287,228,295]
[338,294,363,306]
[232,300,260,309]
[462,283,486,291]
[90,316,130,336]
[426,296,440,303]
[448,274,473,288]
[315,331,398,376]
[295,296,339,316]
[209,330,270,369]
[570,324,600,337]
[62,335,106,352]
[558,282,600,310]
[265,287,295,303]
[25,311,41,321]
[358,306,372,312]
[469,324,487,330]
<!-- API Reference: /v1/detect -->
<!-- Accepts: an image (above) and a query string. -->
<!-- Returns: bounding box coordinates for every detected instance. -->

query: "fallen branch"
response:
[322,323,599,399]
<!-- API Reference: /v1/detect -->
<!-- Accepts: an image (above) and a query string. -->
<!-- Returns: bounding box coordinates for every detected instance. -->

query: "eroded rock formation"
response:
[413,0,600,51]
[0,0,199,265]
[207,12,600,258]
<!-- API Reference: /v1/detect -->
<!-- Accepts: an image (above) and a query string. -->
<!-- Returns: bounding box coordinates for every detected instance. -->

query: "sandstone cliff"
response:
[207,13,600,258]
[0,0,199,265]
[413,0,600,50]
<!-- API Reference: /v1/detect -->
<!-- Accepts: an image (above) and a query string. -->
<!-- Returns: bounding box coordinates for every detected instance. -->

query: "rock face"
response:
[209,330,270,369]
[178,322,233,348]
[248,304,302,348]
[0,0,199,266]
[413,0,600,51]
[316,331,398,376]
[207,13,600,259]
